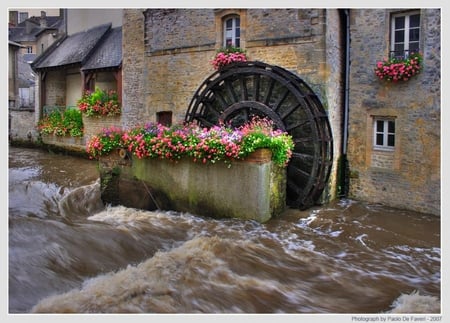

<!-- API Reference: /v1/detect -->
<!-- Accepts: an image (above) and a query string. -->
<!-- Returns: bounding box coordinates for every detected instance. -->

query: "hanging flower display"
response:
[211,46,247,70]
[374,52,423,82]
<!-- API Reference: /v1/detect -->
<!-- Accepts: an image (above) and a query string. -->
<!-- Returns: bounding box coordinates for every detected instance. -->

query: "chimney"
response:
[40,11,47,27]
[9,11,18,26]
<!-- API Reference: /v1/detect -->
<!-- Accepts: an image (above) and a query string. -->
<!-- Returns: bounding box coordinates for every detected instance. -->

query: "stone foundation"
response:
[99,149,287,223]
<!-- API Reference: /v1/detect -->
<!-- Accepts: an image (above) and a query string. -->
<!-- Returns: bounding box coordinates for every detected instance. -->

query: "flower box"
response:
[243,148,272,164]
[211,46,247,70]
[374,52,423,82]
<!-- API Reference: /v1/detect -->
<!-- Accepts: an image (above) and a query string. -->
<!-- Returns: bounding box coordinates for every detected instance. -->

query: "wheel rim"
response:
[185,61,333,209]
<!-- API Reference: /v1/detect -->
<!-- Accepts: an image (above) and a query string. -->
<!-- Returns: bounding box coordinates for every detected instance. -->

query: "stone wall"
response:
[98,149,286,222]
[122,9,146,129]
[346,9,440,215]
[82,114,122,141]
[45,70,66,107]
[9,108,36,142]
[122,9,340,126]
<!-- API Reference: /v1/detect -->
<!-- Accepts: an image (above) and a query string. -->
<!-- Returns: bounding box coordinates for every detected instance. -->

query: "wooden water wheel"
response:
[185,61,333,209]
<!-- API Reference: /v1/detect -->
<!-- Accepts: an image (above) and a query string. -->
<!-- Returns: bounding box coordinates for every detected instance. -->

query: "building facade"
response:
[346,9,440,215]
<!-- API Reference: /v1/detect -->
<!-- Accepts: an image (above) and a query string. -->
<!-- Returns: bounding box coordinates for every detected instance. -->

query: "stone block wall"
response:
[346,9,440,215]
[82,115,122,141]
[9,108,36,142]
[122,9,146,129]
[122,9,341,126]
[45,70,66,107]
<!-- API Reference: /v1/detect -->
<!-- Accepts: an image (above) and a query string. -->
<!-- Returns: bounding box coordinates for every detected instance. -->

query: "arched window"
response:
[223,16,240,47]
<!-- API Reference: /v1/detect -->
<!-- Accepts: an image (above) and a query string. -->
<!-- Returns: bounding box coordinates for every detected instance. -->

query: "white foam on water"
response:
[385,290,440,314]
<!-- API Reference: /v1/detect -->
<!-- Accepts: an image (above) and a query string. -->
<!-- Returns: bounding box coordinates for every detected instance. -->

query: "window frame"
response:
[223,16,240,48]
[373,118,396,151]
[390,10,421,59]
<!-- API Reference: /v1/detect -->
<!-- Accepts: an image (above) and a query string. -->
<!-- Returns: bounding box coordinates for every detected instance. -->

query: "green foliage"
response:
[37,108,84,137]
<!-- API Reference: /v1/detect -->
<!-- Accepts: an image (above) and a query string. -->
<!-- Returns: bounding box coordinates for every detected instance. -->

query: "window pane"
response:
[388,134,395,147]
[388,121,395,133]
[235,18,240,28]
[235,39,240,47]
[409,42,419,52]
[376,134,384,146]
[226,19,233,28]
[409,14,420,27]
[376,120,384,132]
[395,30,405,42]
[236,28,240,38]
[395,16,405,29]
[409,28,420,41]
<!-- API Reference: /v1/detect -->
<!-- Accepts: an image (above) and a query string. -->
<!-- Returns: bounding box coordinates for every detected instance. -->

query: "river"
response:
[8,147,441,316]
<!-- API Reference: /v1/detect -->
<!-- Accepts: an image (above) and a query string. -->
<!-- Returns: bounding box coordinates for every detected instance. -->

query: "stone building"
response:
[346,9,440,215]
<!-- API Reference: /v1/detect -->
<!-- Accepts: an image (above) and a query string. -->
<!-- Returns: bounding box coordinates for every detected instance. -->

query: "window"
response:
[157,111,172,127]
[26,46,33,53]
[374,119,395,150]
[391,11,420,58]
[223,16,240,47]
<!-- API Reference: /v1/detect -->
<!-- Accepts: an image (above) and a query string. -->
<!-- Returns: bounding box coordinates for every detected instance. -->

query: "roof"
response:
[9,27,39,42]
[8,40,24,48]
[9,16,63,42]
[82,26,122,71]
[32,23,112,70]
[17,15,62,29]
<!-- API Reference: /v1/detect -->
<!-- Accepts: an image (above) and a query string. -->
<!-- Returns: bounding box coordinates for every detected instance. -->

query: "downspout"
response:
[339,9,351,197]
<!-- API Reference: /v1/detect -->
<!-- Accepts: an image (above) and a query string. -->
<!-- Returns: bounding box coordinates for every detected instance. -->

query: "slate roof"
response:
[32,23,113,70]
[9,16,63,42]
[17,15,61,29]
[9,27,40,42]
[82,26,122,71]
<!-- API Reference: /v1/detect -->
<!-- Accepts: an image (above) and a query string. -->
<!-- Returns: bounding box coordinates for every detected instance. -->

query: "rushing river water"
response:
[8,147,441,315]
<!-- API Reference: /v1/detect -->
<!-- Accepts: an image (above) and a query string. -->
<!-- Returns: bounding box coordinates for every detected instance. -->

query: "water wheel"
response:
[185,61,333,209]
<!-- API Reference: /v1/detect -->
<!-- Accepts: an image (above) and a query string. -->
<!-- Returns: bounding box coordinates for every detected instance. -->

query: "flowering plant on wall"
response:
[211,46,247,70]
[37,108,83,137]
[77,87,121,117]
[86,118,294,167]
[374,52,423,82]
